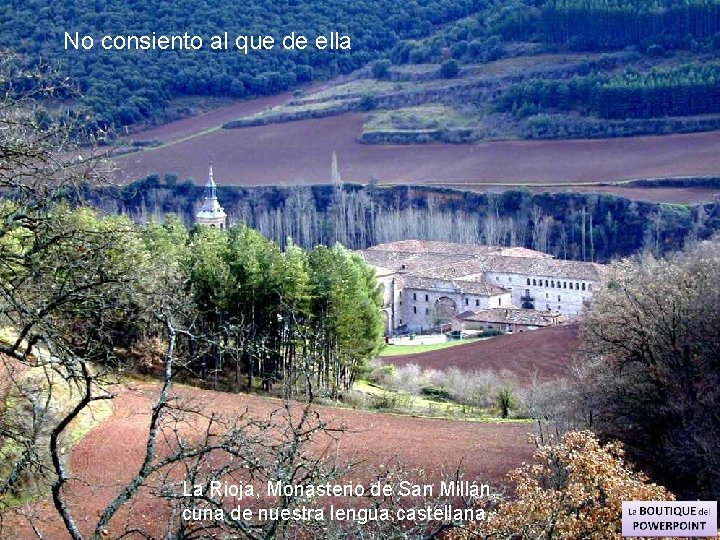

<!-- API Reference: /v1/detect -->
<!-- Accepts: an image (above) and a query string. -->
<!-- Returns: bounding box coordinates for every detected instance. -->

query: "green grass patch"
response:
[378,338,485,357]
[353,380,529,423]
[364,104,477,133]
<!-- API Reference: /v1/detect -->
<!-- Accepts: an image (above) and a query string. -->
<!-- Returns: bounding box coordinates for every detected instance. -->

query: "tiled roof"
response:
[360,240,604,282]
[361,250,473,274]
[367,240,551,259]
[456,308,564,326]
[402,274,509,296]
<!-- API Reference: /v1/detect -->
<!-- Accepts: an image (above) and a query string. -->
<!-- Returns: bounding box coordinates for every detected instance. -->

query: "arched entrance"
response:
[433,296,456,326]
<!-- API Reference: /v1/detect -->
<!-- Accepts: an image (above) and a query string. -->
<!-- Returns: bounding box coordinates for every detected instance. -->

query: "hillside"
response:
[0,0,482,128]
[5,0,720,140]
[9,382,534,539]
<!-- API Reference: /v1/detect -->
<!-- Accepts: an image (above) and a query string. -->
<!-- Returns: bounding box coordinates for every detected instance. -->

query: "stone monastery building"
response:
[359,240,606,335]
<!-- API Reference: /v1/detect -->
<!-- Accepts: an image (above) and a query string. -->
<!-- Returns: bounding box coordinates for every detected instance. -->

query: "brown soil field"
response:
[131,92,293,144]
[383,325,579,384]
[116,104,720,203]
[9,382,534,539]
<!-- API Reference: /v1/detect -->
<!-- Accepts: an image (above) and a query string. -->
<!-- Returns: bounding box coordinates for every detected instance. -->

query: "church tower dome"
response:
[195,163,227,229]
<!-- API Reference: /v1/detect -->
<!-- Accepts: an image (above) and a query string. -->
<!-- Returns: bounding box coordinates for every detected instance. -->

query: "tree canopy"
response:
[0,0,484,128]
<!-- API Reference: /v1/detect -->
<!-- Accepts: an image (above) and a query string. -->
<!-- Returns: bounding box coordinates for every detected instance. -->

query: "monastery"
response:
[359,240,606,336]
[195,176,606,337]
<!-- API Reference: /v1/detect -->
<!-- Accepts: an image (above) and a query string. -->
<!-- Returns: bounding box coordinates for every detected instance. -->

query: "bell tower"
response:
[195,163,227,229]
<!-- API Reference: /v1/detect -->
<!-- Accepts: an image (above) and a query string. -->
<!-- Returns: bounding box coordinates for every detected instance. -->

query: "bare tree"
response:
[576,239,720,499]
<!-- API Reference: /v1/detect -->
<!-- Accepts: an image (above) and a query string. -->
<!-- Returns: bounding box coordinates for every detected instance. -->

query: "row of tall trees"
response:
[93,180,720,263]
[496,63,720,120]
[175,221,384,397]
[541,0,720,50]
[598,64,720,118]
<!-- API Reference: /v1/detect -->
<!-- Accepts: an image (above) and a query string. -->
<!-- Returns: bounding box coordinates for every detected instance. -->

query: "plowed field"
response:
[116,105,720,204]
[383,325,579,384]
[9,383,534,539]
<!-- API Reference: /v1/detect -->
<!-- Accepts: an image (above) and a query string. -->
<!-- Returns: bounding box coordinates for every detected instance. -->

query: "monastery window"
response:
[545,279,549,287]
[533,279,536,286]
[475,299,480,307]
[558,295,561,302]
[400,319,403,325]
[582,283,586,291]
[465,298,469,306]
[413,293,417,301]
[551,280,555,288]
[413,306,417,314]
[563,282,567,289]
[425,294,429,301]
[527,278,531,285]
[425,308,429,314]
[498,298,501,306]
[509,277,512,283]
[546,293,549,299]
[496,276,499,281]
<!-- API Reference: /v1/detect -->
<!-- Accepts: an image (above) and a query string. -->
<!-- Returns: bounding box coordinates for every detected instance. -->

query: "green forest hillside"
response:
[0,0,482,128]
[4,0,720,139]
[231,0,720,142]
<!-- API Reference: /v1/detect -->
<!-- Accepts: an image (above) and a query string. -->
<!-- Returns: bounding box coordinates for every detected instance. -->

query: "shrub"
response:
[372,59,391,80]
[367,363,396,386]
[448,431,675,540]
[439,59,460,78]
[360,94,378,111]
[420,385,453,401]
[496,387,515,418]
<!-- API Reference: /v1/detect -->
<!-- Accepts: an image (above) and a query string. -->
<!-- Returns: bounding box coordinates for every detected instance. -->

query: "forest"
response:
[395,0,720,64]
[87,176,720,263]
[0,0,483,128]
[495,63,720,119]
[5,0,720,134]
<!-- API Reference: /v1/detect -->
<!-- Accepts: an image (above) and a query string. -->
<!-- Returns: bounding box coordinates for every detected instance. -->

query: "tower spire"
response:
[204,161,217,200]
[196,161,227,229]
